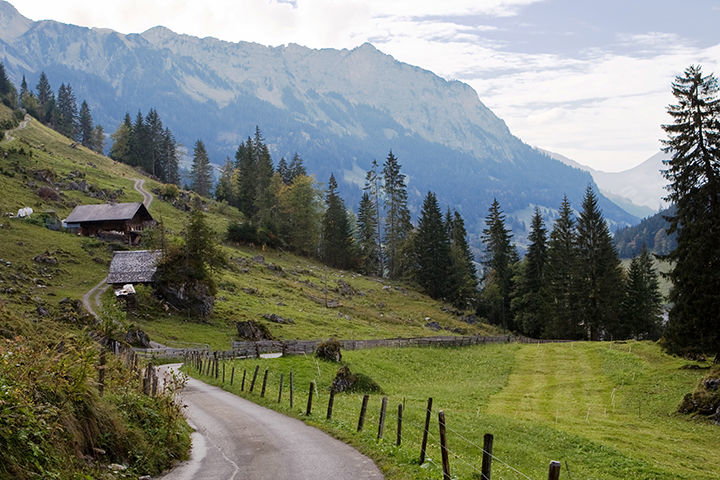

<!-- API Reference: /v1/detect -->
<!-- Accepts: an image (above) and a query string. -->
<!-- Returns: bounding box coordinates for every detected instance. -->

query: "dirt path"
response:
[2,114,31,142]
[82,276,109,319]
[133,178,153,207]
[156,365,384,480]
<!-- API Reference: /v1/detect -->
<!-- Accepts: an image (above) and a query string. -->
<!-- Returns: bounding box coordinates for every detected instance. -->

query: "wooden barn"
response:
[106,250,163,286]
[65,202,155,244]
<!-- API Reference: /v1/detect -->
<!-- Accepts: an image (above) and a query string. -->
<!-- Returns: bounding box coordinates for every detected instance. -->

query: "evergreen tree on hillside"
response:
[382,151,412,278]
[660,65,720,359]
[235,137,257,217]
[288,153,307,182]
[363,159,384,276]
[145,108,164,177]
[159,127,179,185]
[55,83,78,140]
[320,174,356,269]
[544,196,581,339]
[357,192,381,276]
[623,248,663,340]
[512,208,548,337]
[446,211,478,309]
[191,140,212,197]
[19,75,27,98]
[277,175,323,255]
[479,199,518,330]
[78,101,94,148]
[35,72,54,124]
[0,62,17,108]
[253,127,278,232]
[277,157,290,185]
[216,159,236,204]
[414,192,452,299]
[575,186,625,340]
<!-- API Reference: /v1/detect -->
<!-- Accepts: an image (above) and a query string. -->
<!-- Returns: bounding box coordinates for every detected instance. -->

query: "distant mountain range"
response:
[542,149,668,218]
[0,0,638,245]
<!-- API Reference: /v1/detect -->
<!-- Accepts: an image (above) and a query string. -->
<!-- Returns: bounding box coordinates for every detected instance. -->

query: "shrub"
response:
[330,365,382,394]
[315,338,342,362]
[37,185,60,201]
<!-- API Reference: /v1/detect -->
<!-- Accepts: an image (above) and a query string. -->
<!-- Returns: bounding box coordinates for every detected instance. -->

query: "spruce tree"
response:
[145,108,164,177]
[160,127,180,185]
[252,127,278,232]
[512,208,548,337]
[357,191,381,275]
[661,65,720,359]
[78,101,94,148]
[110,113,132,164]
[55,83,78,140]
[215,159,236,203]
[382,151,412,278]
[575,186,625,340]
[446,211,478,309]
[0,62,17,108]
[235,137,256,217]
[35,72,54,124]
[191,140,212,197]
[623,248,663,340]
[288,153,307,182]
[414,192,452,299]
[277,157,291,185]
[277,174,322,255]
[479,199,518,330]
[544,196,581,339]
[320,174,356,269]
[91,125,105,154]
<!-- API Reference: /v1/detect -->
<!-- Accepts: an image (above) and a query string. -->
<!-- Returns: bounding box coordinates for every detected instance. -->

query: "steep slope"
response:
[544,149,668,217]
[0,0,637,241]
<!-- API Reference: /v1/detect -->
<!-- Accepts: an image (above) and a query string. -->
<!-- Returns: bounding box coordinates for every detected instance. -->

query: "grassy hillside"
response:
[188,341,717,480]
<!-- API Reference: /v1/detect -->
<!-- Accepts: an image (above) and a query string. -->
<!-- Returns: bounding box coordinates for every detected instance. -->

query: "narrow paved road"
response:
[157,366,384,480]
[134,178,153,207]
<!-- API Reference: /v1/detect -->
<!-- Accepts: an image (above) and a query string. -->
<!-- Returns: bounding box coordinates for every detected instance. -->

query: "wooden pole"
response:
[438,410,450,480]
[230,366,235,386]
[396,403,403,446]
[326,389,335,420]
[241,368,247,391]
[222,362,226,383]
[277,373,284,402]
[289,371,294,408]
[98,350,106,397]
[548,461,561,480]
[481,433,494,480]
[377,396,388,439]
[250,365,259,392]
[419,397,433,464]
[305,382,315,416]
[261,368,269,397]
[357,394,369,432]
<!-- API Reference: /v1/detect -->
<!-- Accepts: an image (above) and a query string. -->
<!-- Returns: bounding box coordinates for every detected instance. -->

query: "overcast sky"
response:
[10,0,720,171]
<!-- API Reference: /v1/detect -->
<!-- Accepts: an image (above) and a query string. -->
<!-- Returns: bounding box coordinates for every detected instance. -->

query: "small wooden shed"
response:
[106,250,163,286]
[65,202,155,244]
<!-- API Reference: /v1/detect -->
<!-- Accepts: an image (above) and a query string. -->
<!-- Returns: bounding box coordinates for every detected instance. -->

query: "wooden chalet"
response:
[65,202,155,244]
[106,250,163,286]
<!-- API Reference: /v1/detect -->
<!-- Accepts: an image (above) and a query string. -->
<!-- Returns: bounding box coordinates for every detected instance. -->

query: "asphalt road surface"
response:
[157,365,384,480]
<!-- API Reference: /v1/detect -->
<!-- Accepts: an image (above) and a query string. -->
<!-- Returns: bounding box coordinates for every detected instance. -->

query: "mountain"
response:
[0,0,637,242]
[543,149,668,218]
[614,207,675,258]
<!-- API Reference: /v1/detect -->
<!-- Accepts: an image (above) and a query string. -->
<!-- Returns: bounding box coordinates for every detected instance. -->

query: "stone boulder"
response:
[236,320,274,341]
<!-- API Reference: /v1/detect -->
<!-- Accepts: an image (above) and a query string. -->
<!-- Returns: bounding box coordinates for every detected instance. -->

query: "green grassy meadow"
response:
[186,341,717,480]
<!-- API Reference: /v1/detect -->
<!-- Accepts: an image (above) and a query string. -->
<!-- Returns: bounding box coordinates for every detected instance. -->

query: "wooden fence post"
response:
[261,368,269,397]
[278,373,284,403]
[241,368,247,391]
[438,410,450,480]
[222,362,226,383]
[419,397,433,464]
[326,389,335,420]
[289,371,294,408]
[98,350,106,397]
[230,366,235,386]
[377,396,388,439]
[250,365,259,392]
[481,433,494,479]
[306,382,315,416]
[396,403,403,446]
[357,394,369,432]
[548,461,561,480]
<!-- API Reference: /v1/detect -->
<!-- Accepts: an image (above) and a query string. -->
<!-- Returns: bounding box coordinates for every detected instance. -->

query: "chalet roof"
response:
[107,250,163,284]
[66,202,148,223]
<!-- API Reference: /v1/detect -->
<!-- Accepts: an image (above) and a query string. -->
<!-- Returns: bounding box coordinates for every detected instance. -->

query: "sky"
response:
[9,0,720,172]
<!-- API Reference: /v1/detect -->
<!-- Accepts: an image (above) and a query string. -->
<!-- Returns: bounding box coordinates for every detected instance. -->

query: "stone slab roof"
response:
[107,250,162,284]
[66,202,146,223]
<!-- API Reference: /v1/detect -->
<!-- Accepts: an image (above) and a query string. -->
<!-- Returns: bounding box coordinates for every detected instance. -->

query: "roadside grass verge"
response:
[185,341,717,480]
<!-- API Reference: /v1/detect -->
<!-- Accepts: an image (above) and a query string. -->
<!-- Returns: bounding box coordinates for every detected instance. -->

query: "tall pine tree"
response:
[320,174,356,269]
[575,186,624,340]
[623,248,663,340]
[479,199,518,330]
[356,191,381,276]
[661,65,720,359]
[78,101,94,148]
[55,83,78,140]
[382,151,412,278]
[446,211,478,309]
[512,208,548,337]
[414,192,452,299]
[191,140,212,197]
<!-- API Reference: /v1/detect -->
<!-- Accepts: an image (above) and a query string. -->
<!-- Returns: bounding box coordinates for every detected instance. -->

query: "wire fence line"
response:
[185,354,565,479]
